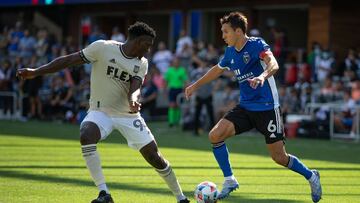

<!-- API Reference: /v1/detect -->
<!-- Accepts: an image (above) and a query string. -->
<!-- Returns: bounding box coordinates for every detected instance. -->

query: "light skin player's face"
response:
[221,23,242,46]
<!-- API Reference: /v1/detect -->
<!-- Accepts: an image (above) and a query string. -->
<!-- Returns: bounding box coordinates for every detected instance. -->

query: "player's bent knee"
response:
[208,120,234,143]
[208,130,224,143]
[80,122,101,145]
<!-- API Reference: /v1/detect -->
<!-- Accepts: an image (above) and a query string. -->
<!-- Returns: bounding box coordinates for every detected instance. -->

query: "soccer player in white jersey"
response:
[17,22,190,203]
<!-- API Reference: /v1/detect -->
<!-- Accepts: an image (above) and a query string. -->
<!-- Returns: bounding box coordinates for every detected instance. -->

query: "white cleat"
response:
[309,170,322,202]
[217,178,239,200]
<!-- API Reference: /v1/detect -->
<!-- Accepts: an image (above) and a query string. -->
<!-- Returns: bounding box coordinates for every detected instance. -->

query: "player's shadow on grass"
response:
[0,169,304,203]
[219,197,304,203]
[1,120,360,165]
[0,169,176,196]
[1,165,360,172]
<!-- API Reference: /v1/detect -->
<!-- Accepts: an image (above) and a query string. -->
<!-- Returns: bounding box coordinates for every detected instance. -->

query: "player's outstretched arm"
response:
[185,65,224,100]
[17,52,86,80]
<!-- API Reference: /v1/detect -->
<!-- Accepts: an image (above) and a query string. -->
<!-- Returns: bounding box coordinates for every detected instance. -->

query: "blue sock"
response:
[287,154,313,180]
[213,142,233,177]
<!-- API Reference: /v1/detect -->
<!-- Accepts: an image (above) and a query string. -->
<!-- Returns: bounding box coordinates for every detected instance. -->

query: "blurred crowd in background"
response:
[1,20,360,137]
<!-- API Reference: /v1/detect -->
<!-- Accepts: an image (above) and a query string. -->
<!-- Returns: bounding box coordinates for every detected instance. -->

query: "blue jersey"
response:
[218,37,279,111]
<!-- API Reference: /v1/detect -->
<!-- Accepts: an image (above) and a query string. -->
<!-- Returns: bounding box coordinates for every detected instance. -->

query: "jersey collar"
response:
[119,44,136,59]
[234,36,249,53]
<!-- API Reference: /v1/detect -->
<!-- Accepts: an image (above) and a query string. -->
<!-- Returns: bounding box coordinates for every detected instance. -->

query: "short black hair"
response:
[128,21,156,39]
[220,12,248,34]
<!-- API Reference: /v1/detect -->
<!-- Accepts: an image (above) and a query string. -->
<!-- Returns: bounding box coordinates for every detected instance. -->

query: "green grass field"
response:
[0,120,359,203]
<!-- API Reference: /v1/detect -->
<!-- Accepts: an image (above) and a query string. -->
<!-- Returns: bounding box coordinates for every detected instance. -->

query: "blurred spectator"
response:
[288,87,301,113]
[18,29,36,61]
[175,29,193,55]
[318,77,336,103]
[149,65,166,90]
[49,43,61,62]
[27,55,43,119]
[152,41,173,74]
[215,81,239,121]
[7,21,24,57]
[298,61,312,83]
[307,42,322,82]
[337,48,359,78]
[278,86,290,121]
[249,28,260,37]
[88,25,107,44]
[110,26,125,42]
[177,43,193,71]
[299,83,313,112]
[269,27,287,84]
[334,90,357,137]
[35,28,49,64]
[0,59,16,116]
[164,57,188,127]
[0,27,9,58]
[43,75,74,121]
[141,73,158,121]
[63,36,77,54]
[351,80,360,102]
[356,49,360,71]
[284,55,298,85]
[205,43,219,65]
[333,79,345,99]
[75,68,90,124]
[190,60,215,135]
[316,50,335,83]
[195,41,207,61]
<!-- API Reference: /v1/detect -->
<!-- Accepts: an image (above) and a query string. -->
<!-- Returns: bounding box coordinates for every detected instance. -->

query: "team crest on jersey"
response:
[109,58,116,64]
[133,65,140,73]
[243,52,250,64]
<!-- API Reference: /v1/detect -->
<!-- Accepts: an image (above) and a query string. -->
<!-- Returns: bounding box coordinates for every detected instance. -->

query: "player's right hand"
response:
[185,84,196,100]
[16,68,37,80]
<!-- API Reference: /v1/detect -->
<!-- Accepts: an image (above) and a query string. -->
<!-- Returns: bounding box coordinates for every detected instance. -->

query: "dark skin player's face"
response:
[134,35,154,58]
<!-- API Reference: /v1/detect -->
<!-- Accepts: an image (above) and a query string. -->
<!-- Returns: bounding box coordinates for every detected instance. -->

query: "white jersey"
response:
[80,40,148,117]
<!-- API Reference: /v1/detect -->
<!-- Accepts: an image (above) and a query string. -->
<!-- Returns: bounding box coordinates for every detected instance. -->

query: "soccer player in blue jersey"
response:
[185,12,322,202]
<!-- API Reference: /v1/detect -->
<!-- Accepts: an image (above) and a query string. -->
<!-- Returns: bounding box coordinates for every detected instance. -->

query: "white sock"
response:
[82,144,109,194]
[98,183,109,194]
[156,162,185,201]
[225,175,236,181]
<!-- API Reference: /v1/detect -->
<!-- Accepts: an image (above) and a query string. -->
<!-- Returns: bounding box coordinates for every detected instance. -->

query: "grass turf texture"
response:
[0,120,359,203]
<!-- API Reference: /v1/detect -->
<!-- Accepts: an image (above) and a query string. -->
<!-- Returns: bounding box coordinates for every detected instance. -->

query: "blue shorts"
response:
[342,118,353,127]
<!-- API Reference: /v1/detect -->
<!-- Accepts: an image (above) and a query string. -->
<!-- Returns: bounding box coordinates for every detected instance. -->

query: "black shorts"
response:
[224,105,285,144]
[168,88,183,103]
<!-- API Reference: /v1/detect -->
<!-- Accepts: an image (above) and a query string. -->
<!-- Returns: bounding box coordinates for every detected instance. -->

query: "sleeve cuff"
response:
[79,50,91,64]
[132,75,143,81]
[217,63,230,70]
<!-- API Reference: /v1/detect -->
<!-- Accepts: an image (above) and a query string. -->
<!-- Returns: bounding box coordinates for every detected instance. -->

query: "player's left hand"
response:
[247,75,265,89]
[16,68,37,80]
[129,100,141,113]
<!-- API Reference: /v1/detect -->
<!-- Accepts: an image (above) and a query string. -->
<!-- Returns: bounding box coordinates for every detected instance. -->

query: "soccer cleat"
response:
[178,198,190,203]
[216,178,239,200]
[309,170,322,202]
[91,190,114,203]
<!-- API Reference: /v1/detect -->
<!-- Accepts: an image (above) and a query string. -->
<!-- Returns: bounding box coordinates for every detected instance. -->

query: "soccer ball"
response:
[194,181,218,203]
